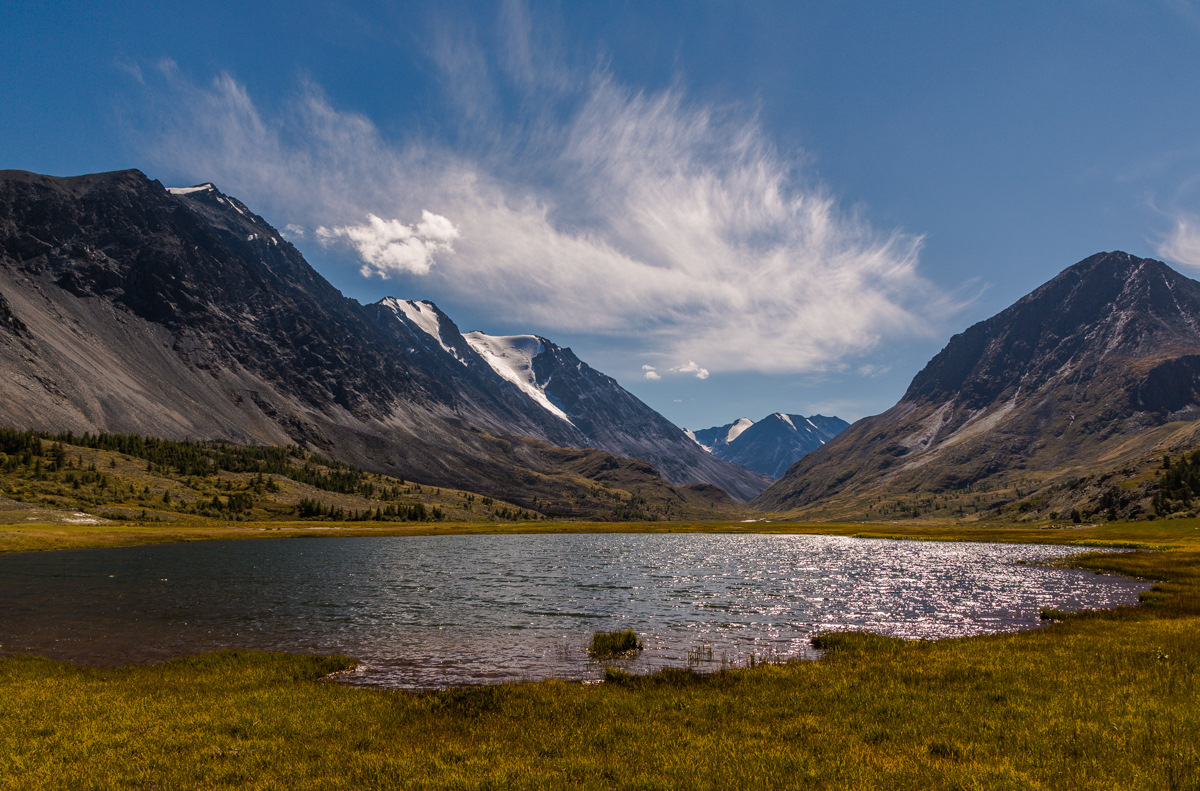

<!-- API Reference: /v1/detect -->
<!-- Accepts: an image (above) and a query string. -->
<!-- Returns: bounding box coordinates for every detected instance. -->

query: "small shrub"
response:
[928,740,963,760]
[588,629,643,659]
[1039,608,1068,621]
[603,666,633,684]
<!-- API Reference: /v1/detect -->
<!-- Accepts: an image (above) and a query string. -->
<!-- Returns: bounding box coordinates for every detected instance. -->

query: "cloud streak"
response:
[131,19,953,375]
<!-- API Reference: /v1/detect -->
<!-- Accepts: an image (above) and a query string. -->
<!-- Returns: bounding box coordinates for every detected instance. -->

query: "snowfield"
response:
[464,332,574,425]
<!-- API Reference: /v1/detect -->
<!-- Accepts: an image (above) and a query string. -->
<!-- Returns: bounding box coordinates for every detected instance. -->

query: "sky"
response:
[5,1,1200,429]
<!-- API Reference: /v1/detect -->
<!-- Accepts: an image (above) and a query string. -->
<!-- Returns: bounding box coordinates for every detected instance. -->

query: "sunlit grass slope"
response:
[1,522,1198,789]
[0,428,738,530]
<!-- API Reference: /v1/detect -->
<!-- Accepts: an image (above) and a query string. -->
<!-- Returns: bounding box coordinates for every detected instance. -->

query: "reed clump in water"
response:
[588,629,643,658]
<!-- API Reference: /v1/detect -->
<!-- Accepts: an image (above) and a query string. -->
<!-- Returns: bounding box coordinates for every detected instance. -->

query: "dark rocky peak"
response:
[166,182,280,248]
[0,168,410,409]
[2,169,335,312]
[904,252,1200,409]
[1,169,171,262]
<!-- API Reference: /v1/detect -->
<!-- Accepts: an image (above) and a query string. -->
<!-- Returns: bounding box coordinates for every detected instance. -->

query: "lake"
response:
[0,533,1148,687]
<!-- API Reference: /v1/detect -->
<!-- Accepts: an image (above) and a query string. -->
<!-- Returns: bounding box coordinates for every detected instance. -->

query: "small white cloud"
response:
[317,211,460,278]
[671,361,710,380]
[642,365,662,381]
[857,363,892,378]
[114,57,145,85]
[283,223,306,239]
[1157,215,1200,271]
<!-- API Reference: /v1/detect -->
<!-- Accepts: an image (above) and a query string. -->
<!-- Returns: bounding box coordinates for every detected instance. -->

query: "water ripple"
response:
[0,533,1148,688]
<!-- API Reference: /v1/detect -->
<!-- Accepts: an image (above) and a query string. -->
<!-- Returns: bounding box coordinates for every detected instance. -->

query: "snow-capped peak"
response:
[380,297,467,365]
[167,183,215,196]
[464,332,574,425]
[775,413,796,429]
[725,417,754,444]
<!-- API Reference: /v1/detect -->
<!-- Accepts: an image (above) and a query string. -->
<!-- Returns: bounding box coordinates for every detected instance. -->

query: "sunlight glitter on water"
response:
[0,533,1148,688]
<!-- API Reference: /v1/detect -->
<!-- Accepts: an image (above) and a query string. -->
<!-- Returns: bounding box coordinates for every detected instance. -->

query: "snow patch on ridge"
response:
[684,428,713,453]
[380,298,469,365]
[167,183,215,195]
[464,332,574,425]
[775,413,796,429]
[725,418,755,444]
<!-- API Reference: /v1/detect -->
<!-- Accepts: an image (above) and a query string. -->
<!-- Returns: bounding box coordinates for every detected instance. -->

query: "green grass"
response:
[2,522,1199,788]
[588,629,643,658]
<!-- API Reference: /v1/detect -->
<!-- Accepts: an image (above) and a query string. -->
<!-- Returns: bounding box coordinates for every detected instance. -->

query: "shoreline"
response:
[1,515,1193,556]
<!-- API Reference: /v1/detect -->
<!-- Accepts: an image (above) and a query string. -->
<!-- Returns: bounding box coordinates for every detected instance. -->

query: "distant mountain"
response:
[755,252,1200,519]
[0,169,767,509]
[687,418,755,454]
[686,413,848,479]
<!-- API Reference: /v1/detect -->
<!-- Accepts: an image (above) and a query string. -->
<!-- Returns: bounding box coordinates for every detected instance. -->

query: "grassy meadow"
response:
[0,518,1198,788]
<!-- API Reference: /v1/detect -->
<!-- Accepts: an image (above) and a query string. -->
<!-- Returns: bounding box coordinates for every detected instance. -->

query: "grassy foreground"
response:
[1,522,1198,789]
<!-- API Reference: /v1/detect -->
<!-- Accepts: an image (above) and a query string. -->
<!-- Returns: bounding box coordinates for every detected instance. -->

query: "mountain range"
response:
[755,251,1200,521]
[0,169,768,512]
[6,169,1199,525]
[687,414,849,479]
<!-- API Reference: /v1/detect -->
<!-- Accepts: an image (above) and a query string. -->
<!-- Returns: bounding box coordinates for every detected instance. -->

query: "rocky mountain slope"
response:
[372,299,768,500]
[0,169,766,507]
[688,414,848,479]
[755,252,1200,518]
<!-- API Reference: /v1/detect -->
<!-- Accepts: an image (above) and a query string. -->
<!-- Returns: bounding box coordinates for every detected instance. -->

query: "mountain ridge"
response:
[755,251,1200,518]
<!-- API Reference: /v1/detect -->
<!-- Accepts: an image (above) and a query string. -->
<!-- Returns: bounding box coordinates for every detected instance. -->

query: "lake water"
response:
[0,533,1148,688]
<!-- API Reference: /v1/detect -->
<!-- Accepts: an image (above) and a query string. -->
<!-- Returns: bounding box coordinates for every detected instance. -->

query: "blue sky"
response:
[5,1,1200,429]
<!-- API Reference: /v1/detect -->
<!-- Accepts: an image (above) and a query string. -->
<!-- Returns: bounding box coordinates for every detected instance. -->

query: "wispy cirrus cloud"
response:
[128,6,955,376]
[1157,214,1200,270]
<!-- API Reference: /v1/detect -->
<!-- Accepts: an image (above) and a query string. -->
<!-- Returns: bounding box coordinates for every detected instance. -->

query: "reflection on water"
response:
[0,533,1147,688]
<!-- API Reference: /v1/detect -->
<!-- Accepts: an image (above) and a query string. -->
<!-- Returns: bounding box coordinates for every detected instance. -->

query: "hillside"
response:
[0,428,738,524]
